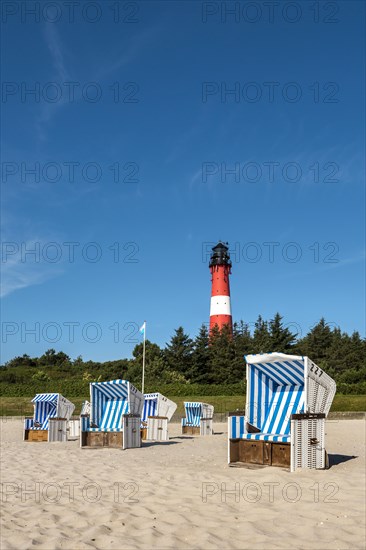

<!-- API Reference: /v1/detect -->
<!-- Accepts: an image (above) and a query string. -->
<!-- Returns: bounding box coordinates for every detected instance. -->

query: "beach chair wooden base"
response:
[182,425,201,435]
[81,416,141,449]
[141,428,147,440]
[81,431,123,448]
[229,439,290,468]
[26,430,49,442]
[272,442,290,467]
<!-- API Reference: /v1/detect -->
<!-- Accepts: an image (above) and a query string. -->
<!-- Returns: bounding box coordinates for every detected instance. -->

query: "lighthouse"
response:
[209,241,233,334]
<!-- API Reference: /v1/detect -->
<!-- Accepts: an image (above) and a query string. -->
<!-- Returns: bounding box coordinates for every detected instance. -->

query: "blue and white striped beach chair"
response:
[228,353,336,471]
[142,393,177,423]
[142,393,177,441]
[182,402,214,436]
[24,393,75,442]
[80,379,144,449]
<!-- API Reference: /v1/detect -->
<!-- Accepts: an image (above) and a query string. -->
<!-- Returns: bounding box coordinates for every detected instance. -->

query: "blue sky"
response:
[1,0,365,363]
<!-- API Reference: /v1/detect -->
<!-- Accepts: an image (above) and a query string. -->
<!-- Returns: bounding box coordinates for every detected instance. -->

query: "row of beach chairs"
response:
[23,352,336,472]
[24,385,214,445]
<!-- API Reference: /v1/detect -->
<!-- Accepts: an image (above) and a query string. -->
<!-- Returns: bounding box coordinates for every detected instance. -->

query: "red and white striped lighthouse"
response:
[209,241,233,334]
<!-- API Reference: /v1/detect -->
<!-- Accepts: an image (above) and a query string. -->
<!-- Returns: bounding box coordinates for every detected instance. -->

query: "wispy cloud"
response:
[189,168,202,188]
[43,23,70,81]
[35,24,71,140]
[1,214,65,298]
[35,23,161,141]
[281,250,366,280]
[1,239,64,298]
[94,25,162,81]
[320,251,366,271]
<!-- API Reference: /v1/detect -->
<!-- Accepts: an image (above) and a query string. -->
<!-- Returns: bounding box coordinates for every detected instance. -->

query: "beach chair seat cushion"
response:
[182,419,200,427]
[241,432,291,443]
[88,427,123,432]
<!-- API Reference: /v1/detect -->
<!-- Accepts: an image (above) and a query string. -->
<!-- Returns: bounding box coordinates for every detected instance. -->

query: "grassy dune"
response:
[0,394,365,417]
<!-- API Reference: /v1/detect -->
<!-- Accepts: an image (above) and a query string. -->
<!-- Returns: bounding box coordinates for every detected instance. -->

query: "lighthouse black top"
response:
[209,242,232,268]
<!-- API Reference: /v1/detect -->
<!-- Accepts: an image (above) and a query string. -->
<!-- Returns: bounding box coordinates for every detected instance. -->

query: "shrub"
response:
[31,371,50,382]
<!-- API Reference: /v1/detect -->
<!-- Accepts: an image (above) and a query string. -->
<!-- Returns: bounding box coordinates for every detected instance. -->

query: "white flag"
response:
[139,322,146,336]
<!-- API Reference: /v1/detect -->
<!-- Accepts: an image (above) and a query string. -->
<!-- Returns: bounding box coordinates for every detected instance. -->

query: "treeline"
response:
[1,314,365,395]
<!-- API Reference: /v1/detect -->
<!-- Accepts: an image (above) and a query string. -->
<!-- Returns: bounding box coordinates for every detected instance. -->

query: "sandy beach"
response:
[1,418,365,550]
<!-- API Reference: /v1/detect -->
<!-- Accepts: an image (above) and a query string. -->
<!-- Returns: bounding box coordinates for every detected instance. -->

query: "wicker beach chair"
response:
[141,393,177,441]
[182,402,214,436]
[24,393,75,442]
[228,353,336,471]
[80,380,144,449]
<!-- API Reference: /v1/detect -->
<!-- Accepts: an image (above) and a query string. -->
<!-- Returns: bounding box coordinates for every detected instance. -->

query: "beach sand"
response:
[1,418,365,550]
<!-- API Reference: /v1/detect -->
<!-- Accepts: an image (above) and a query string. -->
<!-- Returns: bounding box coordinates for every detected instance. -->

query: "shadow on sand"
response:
[328,453,357,467]
[142,440,181,447]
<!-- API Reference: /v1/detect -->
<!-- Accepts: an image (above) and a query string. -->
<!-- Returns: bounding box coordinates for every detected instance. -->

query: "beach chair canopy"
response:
[183,402,214,427]
[89,380,144,432]
[239,353,336,443]
[142,393,177,422]
[31,393,75,430]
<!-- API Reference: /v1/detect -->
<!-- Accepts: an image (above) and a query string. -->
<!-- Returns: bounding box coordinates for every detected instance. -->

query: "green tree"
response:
[325,329,366,377]
[73,355,84,367]
[268,313,297,351]
[231,321,253,382]
[252,315,271,353]
[233,320,253,356]
[208,324,237,384]
[164,327,193,380]
[128,341,165,387]
[132,340,162,364]
[1,314,365,395]
[39,349,71,367]
[94,359,128,381]
[190,324,210,383]
[5,354,36,368]
[299,318,333,361]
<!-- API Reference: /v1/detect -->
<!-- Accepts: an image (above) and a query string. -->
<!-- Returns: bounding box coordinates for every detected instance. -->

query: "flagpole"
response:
[142,321,146,394]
